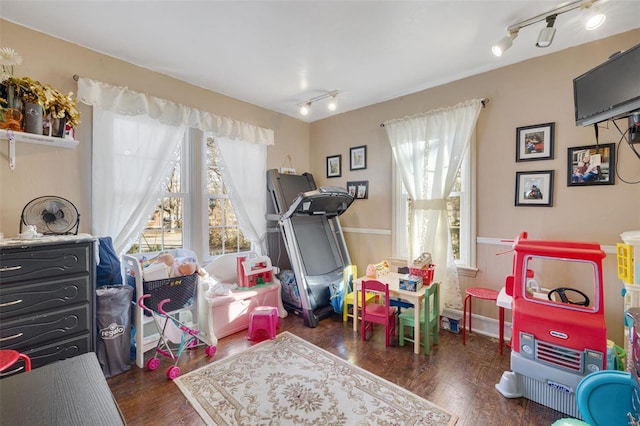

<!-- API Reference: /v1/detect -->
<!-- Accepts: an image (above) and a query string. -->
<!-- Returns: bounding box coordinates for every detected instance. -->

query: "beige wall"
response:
[1,21,638,342]
[0,20,310,236]
[310,30,640,343]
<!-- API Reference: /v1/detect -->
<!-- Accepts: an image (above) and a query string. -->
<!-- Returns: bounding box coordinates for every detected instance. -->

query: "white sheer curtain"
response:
[215,136,267,255]
[78,77,274,256]
[91,108,186,255]
[383,99,483,309]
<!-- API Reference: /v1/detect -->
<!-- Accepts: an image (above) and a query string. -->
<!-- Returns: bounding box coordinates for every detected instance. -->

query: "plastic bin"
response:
[96,285,134,378]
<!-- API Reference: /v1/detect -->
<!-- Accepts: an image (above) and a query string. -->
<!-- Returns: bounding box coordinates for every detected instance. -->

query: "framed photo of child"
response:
[347,180,368,199]
[567,143,615,186]
[516,122,555,162]
[515,170,554,207]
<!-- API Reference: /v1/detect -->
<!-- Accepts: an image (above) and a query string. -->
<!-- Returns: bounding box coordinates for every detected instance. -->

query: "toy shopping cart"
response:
[137,294,217,379]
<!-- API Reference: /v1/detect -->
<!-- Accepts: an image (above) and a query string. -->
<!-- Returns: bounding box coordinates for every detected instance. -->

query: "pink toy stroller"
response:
[138,294,217,379]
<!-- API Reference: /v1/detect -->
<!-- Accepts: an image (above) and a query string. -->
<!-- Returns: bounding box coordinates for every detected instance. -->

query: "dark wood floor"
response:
[108,313,569,425]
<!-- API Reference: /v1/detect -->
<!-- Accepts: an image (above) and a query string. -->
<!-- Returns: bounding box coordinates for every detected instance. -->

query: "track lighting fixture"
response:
[297,90,340,116]
[300,102,311,116]
[327,94,337,111]
[585,6,606,30]
[536,14,557,48]
[492,0,606,57]
[492,30,519,57]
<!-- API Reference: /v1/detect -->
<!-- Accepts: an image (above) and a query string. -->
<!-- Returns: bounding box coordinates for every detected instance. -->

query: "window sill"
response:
[456,265,478,278]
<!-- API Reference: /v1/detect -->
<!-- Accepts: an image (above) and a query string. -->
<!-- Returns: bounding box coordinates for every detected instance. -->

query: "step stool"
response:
[248,306,279,341]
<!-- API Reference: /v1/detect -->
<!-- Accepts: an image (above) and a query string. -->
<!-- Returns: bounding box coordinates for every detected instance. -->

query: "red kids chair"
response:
[361,279,397,347]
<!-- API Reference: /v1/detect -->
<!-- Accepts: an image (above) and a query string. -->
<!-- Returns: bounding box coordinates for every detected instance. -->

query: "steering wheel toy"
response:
[547,287,590,306]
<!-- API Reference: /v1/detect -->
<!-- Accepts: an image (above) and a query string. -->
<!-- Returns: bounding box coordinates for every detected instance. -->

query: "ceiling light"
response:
[585,7,606,30]
[327,95,337,111]
[297,90,340,116]
[536,15,557,48]
[492,0,605,56]
[492,31,518,57]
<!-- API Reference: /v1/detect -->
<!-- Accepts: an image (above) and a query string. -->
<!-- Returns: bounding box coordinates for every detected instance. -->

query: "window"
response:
[205,137,251,257]
[128,131,249,262]
[392,140,475,268]
[127,135,187,254]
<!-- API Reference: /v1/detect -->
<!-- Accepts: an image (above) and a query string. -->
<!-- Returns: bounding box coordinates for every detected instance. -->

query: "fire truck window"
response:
[523,256,597,310]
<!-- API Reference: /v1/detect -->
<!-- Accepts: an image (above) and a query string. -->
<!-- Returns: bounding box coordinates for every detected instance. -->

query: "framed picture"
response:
[326,154,341,178]
[347,180,369,199]
[516,122,555,162]
[350,145,367,170]
[515,170,554,207]
[567,143,615,186]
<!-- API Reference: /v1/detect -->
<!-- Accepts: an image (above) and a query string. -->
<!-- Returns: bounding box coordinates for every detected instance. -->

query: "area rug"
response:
[174,331,457,425]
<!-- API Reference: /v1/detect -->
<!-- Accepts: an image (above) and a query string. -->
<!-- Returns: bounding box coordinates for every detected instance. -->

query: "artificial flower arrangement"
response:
[0,47,80,132]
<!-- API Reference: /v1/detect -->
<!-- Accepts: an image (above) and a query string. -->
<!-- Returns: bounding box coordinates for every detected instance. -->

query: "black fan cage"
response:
[20,195,80,235]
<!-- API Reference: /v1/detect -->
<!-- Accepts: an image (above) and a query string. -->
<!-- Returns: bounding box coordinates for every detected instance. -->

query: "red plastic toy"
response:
[496,231,607,418]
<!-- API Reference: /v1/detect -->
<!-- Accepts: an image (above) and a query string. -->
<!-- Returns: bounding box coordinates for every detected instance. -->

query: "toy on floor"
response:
[138,294,216,379]
[495,232,607,419]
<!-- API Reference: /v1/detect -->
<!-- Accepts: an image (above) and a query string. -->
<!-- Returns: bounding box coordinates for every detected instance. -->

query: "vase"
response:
[4,83,24,112]
[50,117,66,138]
[24,102,43,134]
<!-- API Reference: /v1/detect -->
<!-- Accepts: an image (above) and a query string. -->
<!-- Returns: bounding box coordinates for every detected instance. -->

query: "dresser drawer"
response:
[0,244,91,284]
[0,334,93,378]
[0,275,91,320]
[0,304,91,350]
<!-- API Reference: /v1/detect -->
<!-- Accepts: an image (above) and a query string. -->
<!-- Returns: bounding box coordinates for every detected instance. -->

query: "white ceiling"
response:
[2,1,639,122]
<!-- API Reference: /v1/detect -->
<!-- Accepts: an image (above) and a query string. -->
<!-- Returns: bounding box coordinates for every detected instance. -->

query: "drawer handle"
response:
[0,332,24,342]
[0,299,23,308]
[0,265,22,272]
[0,366,25,377]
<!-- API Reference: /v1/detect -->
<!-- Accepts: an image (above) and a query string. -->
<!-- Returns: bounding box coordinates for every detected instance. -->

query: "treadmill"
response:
[266,169,354,327]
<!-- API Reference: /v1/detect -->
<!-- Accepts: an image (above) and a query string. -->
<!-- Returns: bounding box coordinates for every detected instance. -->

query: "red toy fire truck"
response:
[496,232,607,418]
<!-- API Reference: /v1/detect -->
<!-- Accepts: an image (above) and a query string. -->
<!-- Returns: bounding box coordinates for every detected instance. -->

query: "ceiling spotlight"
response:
[585,7,606,30]
[300,102,311,116]
[492,31,518,57]
[536,14,557,48]
[327,95,337,111]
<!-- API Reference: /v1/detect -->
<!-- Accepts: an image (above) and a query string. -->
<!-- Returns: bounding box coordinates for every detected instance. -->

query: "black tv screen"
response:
[574,42,640,126]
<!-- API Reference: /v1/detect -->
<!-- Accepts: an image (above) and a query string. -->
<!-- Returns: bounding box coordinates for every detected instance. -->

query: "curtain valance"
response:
[77,77,274,146]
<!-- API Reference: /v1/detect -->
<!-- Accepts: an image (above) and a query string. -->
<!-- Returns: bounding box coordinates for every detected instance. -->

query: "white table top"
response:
[354,272,428,299]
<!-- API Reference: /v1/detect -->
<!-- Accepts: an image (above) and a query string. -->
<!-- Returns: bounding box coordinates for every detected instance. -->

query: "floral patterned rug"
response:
[174,331,457,425]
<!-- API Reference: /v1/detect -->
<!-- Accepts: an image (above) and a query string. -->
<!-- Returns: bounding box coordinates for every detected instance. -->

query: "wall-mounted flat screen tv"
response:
[574,42,640,126]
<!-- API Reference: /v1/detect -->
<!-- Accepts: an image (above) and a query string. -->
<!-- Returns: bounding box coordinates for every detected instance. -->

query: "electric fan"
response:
[20,196,80,235]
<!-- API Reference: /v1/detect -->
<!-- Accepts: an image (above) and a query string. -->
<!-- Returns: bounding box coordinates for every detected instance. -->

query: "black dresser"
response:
[0,235,97,375]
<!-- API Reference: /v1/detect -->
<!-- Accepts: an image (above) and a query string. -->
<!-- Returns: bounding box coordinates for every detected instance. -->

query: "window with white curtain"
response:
[392,139,475,268]
[127,130,249,261]
[204,136,251,257]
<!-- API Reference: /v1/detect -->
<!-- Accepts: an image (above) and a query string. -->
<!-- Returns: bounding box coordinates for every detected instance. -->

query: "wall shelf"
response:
[1,129,79,170]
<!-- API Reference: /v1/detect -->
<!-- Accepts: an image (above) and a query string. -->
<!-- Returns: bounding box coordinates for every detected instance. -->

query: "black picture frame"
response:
[326,154,341,178]
[516,122,555,162]
[515,170,554,207]
[350,145,367,170]
[567,143,616,186]
[347,180,369,199]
